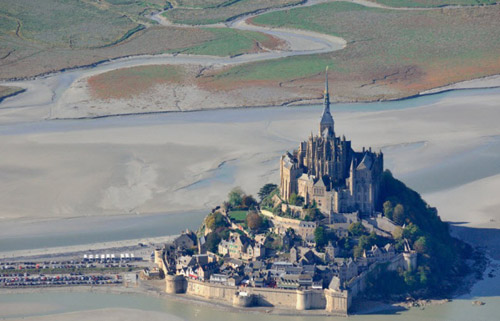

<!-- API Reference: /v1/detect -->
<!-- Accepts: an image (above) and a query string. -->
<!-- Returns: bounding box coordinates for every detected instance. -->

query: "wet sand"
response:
[6,308,183,321]
[0,88,499,247]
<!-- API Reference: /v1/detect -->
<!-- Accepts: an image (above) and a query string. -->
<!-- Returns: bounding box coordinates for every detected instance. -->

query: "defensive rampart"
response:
[174,278,347,315]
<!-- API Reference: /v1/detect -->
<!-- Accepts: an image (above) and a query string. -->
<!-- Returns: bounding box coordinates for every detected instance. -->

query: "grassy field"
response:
[86,26,284,100]
[163,0,303,25]
[0,0,141,48]
[175,0,235,8]
[208,1,500,99]
[88,65,184,100]
[371,0,497,8]
[0,0,287,80]
[229,210,248,222]
[170,28,283,56]
[0,25,213,79]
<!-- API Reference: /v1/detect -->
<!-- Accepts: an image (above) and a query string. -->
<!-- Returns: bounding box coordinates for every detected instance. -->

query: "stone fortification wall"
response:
[186,279,238,302]
[162,273,348,314]
[252,286,306,308]
[296,289,327,310]
[261,210,301,226]
[186,279,301,309]
[325,288,350,314]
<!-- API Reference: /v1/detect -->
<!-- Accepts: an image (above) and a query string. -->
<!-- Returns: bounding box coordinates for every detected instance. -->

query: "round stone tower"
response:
[403,252,418,271]
[233,292,253,308]
[165,274,186,294]
[296,289,312,310]
[324,288,349,315]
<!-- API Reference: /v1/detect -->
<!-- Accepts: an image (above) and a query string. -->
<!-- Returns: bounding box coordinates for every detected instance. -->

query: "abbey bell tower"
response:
[279,66,384,216]
[320,66,334,136]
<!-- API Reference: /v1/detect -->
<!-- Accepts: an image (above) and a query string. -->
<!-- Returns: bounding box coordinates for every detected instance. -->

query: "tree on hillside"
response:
[205,232,221,253]
[205,212,227,230]
[304,207,324,221]
[383,200,394,220]
[348,222,366,237]
[413,236,428,254]
[289,193,304,206]
[378,170,473,296]
[242,194,257,209]
[393,204,405,225]
[353,232,382,257]
[258,183,278,201]
[246,211,263,230]
[228,187,244,208]
[314,226,327,248]
[402,223,421,243]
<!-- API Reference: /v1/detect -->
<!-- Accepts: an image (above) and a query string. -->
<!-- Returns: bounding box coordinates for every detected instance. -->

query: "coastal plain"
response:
[1,1,500,320]
[1,0,499,107]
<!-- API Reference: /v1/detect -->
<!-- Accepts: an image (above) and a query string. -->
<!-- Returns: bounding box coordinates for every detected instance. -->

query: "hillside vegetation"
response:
[367,170,475,297]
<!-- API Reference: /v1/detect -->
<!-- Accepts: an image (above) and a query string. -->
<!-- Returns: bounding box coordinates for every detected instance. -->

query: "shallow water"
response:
[0,87,499,253]
[399,135,500,193]
[1,87,499,135]
[0,260,499,321]
[0,210,206,253]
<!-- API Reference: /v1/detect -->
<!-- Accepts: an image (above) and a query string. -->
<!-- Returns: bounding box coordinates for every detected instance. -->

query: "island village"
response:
[152,72,418,315]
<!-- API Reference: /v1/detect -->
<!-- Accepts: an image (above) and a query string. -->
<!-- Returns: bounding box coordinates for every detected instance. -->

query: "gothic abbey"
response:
[154,69,422,315]
[280,70,383,219]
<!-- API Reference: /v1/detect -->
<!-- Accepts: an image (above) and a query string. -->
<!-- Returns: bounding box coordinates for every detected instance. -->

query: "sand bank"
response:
[0,88,498,232]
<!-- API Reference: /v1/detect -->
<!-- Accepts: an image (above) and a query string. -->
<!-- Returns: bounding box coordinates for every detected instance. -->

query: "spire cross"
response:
[325,66,329,95]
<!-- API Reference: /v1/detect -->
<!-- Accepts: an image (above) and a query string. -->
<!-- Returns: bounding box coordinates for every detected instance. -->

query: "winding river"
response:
[3,0,497,124]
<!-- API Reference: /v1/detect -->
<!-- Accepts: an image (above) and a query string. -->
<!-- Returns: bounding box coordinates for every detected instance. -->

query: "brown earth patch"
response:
[398,55,500,93]
[88,65,186,100]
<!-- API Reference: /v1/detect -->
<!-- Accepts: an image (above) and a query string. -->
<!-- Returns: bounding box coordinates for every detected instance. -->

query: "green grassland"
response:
[171,28,277,56]
[163,0,303,25]
[175,0,237,9]
[372,0,497,8]
[229,210,248,222]
[0,0,283,79]
[213,1,500,96]
[214,54,333,81]
[0,0,141,48]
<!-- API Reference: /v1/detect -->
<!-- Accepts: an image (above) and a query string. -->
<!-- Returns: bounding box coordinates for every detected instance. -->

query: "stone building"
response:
[173,230,196,250]
[280,70,383,217]
[218,233,265,261]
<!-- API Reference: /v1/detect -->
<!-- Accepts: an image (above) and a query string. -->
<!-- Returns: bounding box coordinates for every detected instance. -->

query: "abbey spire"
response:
[320,66,334,136]
[280,64,383,217]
